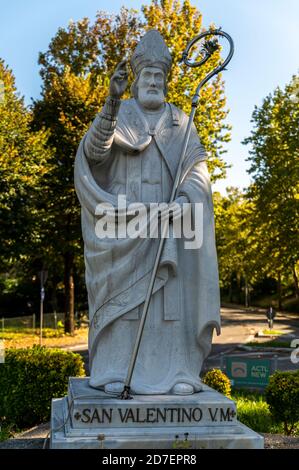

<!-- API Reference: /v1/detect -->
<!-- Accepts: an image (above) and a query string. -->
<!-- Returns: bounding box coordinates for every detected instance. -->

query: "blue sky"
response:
[1,0,298,193]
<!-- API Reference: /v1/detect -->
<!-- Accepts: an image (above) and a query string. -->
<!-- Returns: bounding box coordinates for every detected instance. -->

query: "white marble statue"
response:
[75,30,220,395]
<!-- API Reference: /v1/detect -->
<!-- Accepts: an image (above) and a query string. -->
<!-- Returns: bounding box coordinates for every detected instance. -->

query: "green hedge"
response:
[0,346,85,428]
[202,368,232,398]
[265,370,299,435]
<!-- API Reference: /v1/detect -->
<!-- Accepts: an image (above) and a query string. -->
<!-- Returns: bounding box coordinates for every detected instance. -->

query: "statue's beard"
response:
[137,88,165,110]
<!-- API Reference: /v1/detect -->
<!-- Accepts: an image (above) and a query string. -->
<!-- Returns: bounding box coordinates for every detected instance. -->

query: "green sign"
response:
[225,357,271,387]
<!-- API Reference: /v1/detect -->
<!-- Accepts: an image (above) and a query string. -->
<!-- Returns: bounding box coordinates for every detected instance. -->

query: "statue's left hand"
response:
[109,60,128,99]
[169,196,189,221]
[159,196,189,222]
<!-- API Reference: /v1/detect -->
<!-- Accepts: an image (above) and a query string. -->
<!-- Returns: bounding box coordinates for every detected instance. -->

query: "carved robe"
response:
[75,97,220,394]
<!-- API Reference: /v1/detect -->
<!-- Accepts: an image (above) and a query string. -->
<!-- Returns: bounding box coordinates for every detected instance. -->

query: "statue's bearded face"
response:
[137,66,165,110]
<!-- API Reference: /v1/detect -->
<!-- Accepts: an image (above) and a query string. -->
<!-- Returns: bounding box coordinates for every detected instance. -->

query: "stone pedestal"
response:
[50,377,263,449]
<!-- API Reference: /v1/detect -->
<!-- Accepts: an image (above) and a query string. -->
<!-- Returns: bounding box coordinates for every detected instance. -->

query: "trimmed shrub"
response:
[265,370,299,435]
[202,368,232,398]
[0,346,85,428]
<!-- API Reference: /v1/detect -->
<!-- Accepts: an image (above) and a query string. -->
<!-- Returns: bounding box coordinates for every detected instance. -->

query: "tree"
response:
[0,59,52,272]
[142,0,231,181]
[214,188,259,306]
[33,10,142,333]
[243,75,299,307]
[32,1,231,332]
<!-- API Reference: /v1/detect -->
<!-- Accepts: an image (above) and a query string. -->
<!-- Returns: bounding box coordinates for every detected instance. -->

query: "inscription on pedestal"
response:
[51,379,264,448]
[71,405,236,428]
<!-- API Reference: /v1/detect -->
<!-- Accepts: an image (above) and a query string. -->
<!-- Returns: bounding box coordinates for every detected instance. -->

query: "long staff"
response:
[121,29,234,399]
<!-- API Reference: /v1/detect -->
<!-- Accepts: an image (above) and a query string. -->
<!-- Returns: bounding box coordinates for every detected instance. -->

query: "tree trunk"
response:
[64,252,75,334]
[229,277,233,303]
[277,272,283,311]
[293,265,299,299]
[237,273,242,304]
[244,276,249,308]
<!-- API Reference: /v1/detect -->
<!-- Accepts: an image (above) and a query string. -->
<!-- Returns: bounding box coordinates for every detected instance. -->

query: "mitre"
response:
[130,29,172,76]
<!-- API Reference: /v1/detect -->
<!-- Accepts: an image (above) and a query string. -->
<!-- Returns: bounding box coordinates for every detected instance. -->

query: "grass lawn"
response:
[233,390,299,435]
[0,326,88,349]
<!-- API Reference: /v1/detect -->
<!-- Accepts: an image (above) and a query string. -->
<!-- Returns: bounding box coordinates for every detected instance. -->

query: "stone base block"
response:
[50,378,263,449]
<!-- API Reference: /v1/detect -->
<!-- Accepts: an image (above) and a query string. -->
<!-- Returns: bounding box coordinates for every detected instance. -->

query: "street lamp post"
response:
[38,270,48,345]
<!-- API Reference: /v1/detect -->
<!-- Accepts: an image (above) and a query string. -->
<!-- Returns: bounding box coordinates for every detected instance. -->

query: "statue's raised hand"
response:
[109,60,128,99]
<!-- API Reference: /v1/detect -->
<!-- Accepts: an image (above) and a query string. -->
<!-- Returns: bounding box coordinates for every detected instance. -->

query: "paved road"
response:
[213,306,298,348]
[68,305,299,374]
[203,306,299,373]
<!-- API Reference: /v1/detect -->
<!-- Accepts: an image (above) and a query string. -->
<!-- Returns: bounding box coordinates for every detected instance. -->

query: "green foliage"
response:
[0,423,15,442]
[214,188,259,301]
[142,0,231,181]
[234,392,273,433]
[32,9,144,332]
[265,370,299,435]
[283,297,299,313]
[0,346,85,428]
[35,2,230,185]
[232,390,299,435]
[243,74,299,295]
[38,327,64,338]
[214,74,299,307]
[202,368,231,398]
[32,0,230,260]
[32,7,143,255]
[0,60,52,269]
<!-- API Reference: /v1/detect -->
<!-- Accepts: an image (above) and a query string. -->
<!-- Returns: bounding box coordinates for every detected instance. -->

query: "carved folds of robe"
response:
[75,98,220,394]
